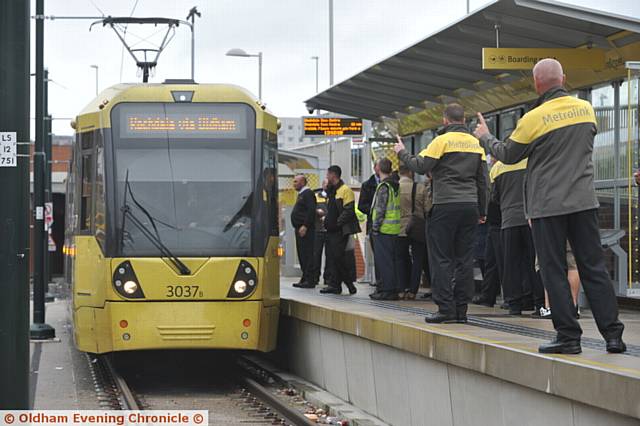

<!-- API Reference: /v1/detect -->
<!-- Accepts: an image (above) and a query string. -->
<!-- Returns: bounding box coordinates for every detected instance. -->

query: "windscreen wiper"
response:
[118,171,191,276]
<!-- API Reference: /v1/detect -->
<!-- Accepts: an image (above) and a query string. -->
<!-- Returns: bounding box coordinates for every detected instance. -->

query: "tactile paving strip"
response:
[317,293,640,357]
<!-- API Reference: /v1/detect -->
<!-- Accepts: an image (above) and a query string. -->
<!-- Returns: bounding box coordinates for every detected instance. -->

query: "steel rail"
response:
[238,376,313,426]
[101,356,140,410]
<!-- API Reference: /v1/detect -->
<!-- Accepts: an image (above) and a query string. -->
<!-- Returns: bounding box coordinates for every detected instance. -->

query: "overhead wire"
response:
[119,0,142,82]
[87,0,105,16]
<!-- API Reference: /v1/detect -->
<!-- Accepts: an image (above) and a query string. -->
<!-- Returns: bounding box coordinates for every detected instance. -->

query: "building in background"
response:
[277,117,311,149]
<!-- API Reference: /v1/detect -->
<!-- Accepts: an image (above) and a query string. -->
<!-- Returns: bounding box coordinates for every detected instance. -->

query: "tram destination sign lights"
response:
[482,48,605,70]
[303,117,363,136]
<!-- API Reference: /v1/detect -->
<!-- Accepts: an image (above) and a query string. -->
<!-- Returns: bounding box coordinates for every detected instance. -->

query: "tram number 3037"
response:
[166,285,203,298]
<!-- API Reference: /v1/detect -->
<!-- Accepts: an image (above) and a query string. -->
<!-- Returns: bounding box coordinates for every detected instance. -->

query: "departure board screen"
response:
[117,103,250,139]
[303,117,363,136]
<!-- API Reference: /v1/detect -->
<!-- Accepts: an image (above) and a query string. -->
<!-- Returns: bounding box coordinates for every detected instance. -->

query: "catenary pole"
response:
[0,0,31,408]
[30,0,55,340]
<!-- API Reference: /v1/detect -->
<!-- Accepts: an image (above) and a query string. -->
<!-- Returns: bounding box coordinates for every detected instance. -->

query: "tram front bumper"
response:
[74,300,279,353]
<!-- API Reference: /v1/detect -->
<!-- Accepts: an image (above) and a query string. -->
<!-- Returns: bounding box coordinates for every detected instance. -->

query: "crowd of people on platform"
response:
[289,58,626,355]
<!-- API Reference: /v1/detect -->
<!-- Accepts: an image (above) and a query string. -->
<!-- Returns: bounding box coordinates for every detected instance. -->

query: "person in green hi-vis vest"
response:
[369,158,401,300]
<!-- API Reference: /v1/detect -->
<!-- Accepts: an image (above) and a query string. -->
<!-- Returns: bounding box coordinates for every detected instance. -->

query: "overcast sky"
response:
[35,0,640,136]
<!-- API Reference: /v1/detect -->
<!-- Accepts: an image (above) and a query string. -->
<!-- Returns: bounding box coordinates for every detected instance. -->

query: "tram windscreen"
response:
[112,103,256,257]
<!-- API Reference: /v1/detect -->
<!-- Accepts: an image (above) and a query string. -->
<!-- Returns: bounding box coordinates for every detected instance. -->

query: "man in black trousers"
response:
[473,190,503,308]
[475,58,625,354]
[395,103,488,323]
[489,159,542,315]
[321,165,360,295]
[291,174,317,288]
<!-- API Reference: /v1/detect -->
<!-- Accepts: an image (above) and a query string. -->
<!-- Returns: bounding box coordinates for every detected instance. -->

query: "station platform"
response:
[278,278,640,426]
[29,298,101,410]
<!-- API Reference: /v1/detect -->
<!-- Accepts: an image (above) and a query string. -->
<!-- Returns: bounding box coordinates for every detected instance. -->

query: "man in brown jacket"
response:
[396,165,429,299]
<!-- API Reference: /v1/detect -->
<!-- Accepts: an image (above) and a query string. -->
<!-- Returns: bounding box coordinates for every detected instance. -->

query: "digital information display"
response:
[117,104,248,139]
[128,116,238,133]
[303,117,363,136]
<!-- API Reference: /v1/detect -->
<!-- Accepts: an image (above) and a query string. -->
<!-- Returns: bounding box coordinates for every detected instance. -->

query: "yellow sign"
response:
[482,48,605,70]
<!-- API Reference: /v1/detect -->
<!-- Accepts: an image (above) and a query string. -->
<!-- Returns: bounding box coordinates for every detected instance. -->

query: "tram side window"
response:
[66,149,76,233]
[80,154,94,230]
[79,133,95,232]
[263,143,278,236]
[94,135,106,246]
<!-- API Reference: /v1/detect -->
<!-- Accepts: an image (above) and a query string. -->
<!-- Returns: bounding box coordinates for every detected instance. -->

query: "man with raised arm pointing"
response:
[394,103,488,324]
[473,58,625,354]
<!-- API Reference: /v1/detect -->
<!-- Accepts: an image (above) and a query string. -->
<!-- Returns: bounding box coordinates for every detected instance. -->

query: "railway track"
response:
[87,352,314,425]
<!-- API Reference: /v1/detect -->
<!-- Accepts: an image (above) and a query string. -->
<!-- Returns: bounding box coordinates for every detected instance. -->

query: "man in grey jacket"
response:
[395,103,488,323]
[474,58,625,354]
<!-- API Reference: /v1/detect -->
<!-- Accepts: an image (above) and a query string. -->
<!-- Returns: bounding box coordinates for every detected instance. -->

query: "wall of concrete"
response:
[276,317,640,426]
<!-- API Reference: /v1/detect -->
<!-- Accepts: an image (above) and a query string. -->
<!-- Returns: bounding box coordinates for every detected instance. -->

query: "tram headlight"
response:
[112,261,145,299]
[123,281,139,294]
[234,280,247,294]
[227,261,258,298]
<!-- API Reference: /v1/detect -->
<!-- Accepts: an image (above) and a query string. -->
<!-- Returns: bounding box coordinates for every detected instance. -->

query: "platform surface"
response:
[279,278,640,420]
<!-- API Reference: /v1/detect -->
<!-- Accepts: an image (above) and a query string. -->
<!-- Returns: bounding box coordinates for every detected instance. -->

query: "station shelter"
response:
[305,0,640,299]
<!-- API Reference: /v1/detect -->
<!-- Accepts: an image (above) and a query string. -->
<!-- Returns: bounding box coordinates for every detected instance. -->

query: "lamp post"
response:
[90,64,99,96]
[226,48,263,101]
[311,56,319,93]
[329,0,334,85]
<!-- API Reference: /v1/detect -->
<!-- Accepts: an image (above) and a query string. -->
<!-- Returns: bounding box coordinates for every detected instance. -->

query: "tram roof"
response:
[305,0,640,134]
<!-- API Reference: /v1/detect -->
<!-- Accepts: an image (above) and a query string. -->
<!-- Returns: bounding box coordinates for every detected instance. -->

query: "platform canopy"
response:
[305,0,640,134]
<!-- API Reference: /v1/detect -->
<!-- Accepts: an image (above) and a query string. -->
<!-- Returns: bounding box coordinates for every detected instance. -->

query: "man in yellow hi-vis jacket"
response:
[369,158,401,301]
[474,58,625,354]
[395,104,488,324]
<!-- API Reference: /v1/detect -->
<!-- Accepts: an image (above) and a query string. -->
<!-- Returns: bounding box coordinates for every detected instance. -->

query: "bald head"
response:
[532,58,565,95]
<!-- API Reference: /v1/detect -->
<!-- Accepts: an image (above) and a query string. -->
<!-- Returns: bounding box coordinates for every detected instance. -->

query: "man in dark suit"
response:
[291,174,317,288]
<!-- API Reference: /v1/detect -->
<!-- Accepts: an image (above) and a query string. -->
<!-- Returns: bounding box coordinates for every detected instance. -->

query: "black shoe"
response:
[420,292,433,299]
[320,287,341,294]
[538,338,582,354]
[500,302,510,310]
[345,282,357,295]
[292,281,308,288]
[606,338,627,354]
[456,306,468,323]
[297,282,317,289]
[370,292,399,300]
[425,312,457,324]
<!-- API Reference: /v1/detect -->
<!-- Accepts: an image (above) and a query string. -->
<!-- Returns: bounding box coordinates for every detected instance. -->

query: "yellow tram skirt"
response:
[74,301,279,354]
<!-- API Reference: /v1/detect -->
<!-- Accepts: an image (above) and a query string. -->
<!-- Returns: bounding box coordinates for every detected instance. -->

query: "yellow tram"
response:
[64,82,280,353]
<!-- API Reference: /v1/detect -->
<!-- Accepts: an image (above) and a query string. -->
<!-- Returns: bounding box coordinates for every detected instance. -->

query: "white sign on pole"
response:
[45,202,54,230]
[0,132,17,167]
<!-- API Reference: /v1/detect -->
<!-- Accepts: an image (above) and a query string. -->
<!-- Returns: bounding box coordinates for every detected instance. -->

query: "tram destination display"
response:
[303,117,363,136]
[118,103,248,139]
